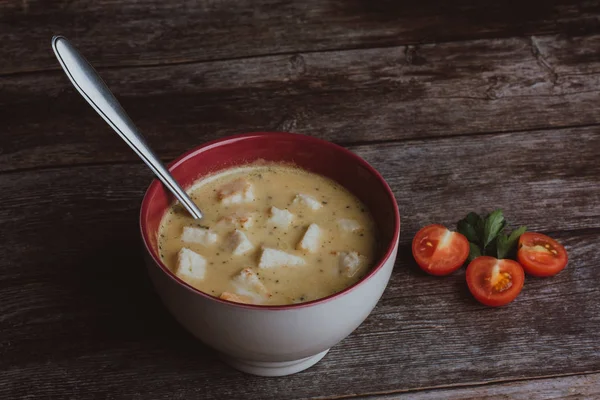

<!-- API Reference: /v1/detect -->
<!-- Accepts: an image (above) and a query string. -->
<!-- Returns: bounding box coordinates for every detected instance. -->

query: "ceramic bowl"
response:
[140,132,400,376]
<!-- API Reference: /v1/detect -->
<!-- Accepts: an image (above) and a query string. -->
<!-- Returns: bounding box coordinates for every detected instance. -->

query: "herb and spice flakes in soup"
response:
[158,163,378,306]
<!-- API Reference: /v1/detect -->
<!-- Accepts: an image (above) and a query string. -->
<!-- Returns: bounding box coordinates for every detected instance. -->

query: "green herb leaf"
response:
[467,212,485,240]
[485,238,498,258]
[508,225,527,244]
[457,219,479,243]
[465,212,481,227]
[500,219,508,232]
[496,234,510,259]
[506,226,526,258]
[496,225,527,259]
[457,210,525,261]
[483,209,505,248]
[468,242,482,262]
[475,217,485,241]
[457,212,484,246]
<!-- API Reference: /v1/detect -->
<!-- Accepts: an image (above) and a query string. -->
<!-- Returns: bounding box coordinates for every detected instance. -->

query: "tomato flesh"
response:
[412,224,469,276]
[466,256,525,307]
[517,232,568,277]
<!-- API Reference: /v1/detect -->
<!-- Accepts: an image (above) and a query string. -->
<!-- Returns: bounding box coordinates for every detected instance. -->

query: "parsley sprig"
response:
[457,209,526,262]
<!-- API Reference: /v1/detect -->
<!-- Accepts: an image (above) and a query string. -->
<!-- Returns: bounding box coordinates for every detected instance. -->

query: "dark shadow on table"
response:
[68,218,231,374]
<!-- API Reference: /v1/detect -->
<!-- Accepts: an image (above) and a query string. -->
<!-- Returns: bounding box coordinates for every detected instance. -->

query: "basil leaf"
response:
[468,242,482,262]
[457,220,479,243]
[483,209,505,248]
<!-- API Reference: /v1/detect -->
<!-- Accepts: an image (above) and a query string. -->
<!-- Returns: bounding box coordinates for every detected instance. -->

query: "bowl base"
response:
[219,349,330,377]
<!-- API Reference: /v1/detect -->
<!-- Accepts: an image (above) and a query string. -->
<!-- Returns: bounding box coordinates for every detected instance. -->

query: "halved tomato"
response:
[412,224,469,276]
[517,232,568,277]
[466,256,525,307]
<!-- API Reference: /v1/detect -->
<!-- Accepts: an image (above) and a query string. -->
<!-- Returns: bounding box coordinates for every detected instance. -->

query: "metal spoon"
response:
[51,35,203,220]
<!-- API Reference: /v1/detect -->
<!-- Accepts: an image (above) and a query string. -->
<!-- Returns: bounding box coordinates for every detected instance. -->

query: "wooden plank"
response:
[2,232,598,399]
[2,126,599,244]
[2,34,600,171]
[1,127,599,398]
[367,373,600,399]
[1,1,599,75]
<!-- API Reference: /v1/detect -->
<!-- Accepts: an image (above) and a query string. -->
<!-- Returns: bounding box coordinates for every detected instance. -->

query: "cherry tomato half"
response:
[412,224,469,276]
[517,232,568,277]
[466,256,525,307]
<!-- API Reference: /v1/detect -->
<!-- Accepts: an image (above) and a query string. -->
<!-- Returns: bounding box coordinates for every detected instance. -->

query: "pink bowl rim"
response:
[139,131,400,311]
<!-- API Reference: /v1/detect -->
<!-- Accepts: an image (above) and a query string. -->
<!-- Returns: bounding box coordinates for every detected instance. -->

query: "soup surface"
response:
[158,163,378,305]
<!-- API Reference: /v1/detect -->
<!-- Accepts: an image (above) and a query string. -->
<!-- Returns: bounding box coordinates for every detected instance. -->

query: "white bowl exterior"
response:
[145,237,398,363]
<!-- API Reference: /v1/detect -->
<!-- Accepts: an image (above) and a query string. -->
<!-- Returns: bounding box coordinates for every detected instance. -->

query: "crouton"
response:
[217,178,255,205]
[297,223,321,253]
[338,251,364,277]
[215,211,254,230]
[337,218,362,232]
[176,248,207,280]
[219,292,254,304]
[267,206,294,228]
[292,194,322,210]
[181,226,218,246]
[227,230,254,256]
[231,267,271,301]
[258,248,305,268]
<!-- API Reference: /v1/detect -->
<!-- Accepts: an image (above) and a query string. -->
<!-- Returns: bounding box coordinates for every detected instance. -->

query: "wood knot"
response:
[485,76,501,100]
[275,114,298,132]
[405,45,426,66]
[289,54,306,75]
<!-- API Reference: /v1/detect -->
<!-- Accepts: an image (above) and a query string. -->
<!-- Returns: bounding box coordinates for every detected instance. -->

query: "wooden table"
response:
[2,1,600,398]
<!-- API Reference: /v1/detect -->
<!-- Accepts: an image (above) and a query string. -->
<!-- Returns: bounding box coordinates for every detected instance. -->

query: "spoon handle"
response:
[51,35,203,220]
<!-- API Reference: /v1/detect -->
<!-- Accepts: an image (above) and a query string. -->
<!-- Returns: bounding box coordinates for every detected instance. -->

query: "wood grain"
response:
[2,34,600,172]
[368,373,600,399]
[3,1,599,397]
[1,127,599,398]
[2,231,598,399]
[2,0,600,75]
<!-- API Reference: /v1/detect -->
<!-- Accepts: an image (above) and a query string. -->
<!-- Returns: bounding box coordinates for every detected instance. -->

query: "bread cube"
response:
[297,223,321,253]
[176,248,207,280]
[181,226,218,246]
[216,211,254,230]
[232,267,270,301]
[337,218,362,232]
[217,178,255,205]
[293,194,322,210]
[259,248,305,268]
[338,251,364,277]
[227,230,254,256]
[219,292,254,304]
[268,206,294,228]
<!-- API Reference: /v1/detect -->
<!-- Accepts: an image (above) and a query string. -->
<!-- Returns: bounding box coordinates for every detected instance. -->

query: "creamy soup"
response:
[158,163,378,305]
